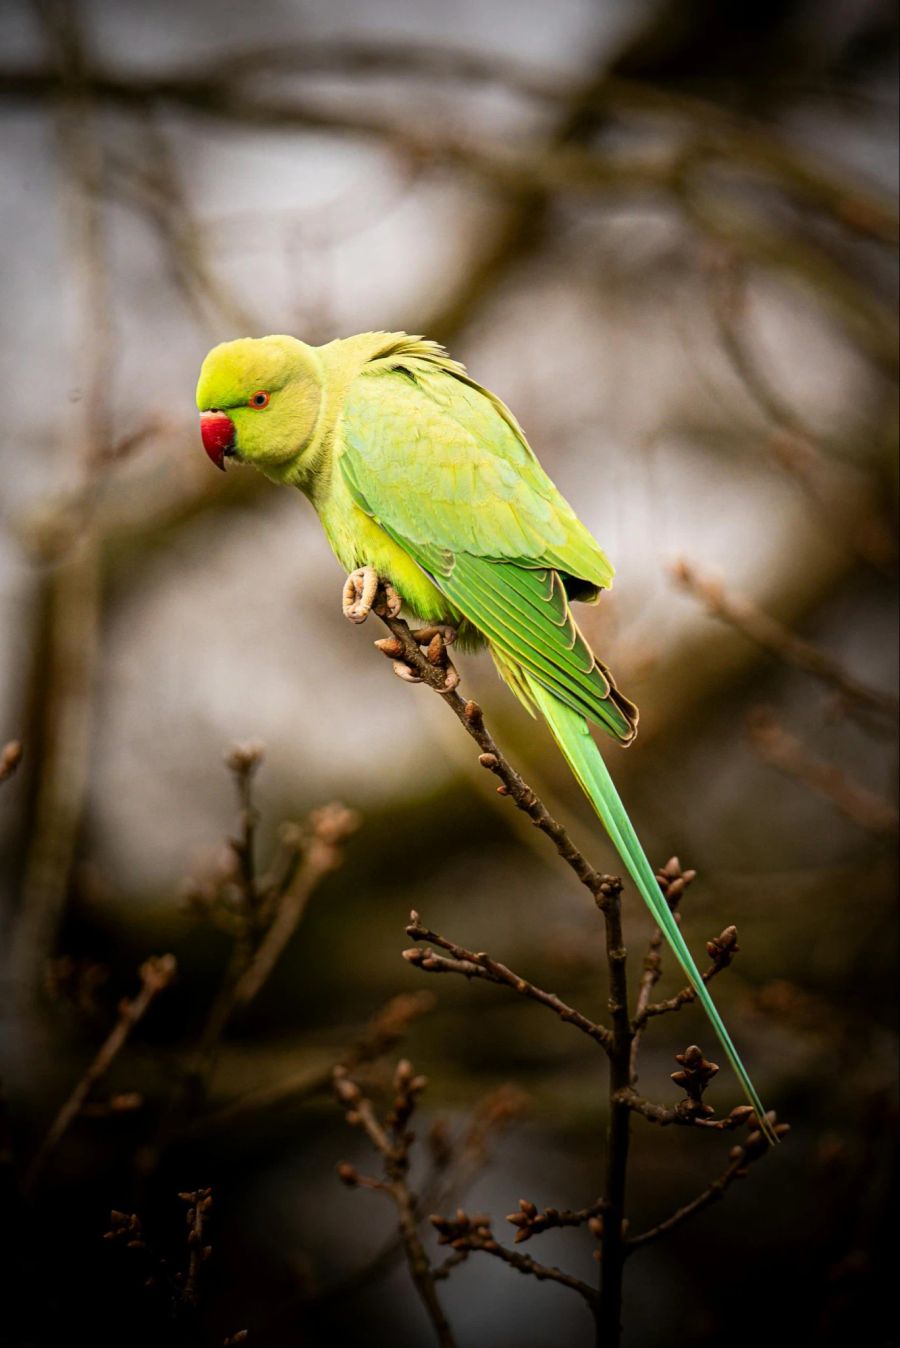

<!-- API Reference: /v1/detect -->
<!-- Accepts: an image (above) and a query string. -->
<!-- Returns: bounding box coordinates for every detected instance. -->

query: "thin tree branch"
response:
[24,954,176,1192]
[431,1211,598,1306]
[632,926,739,1028]
[747,708,899,836]
[190,990,435,1133]
[672,558,898,722]
[506,1195,605,1245]
[372,613,616,910]
[629,858,696,1082]
[13,0,110,1003]
[626,1116,790,1255]
[598,875,631,1344]
[402,914,612,1051]
[616,1087,755,1131]
[335,1063,457,1348]
[0,742,23,783]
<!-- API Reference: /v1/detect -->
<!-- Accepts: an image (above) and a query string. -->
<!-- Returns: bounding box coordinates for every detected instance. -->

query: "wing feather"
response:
[339,358,636,742]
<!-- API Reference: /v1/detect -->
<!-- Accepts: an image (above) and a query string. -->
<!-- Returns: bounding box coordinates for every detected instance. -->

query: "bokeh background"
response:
[1,1,897,1345]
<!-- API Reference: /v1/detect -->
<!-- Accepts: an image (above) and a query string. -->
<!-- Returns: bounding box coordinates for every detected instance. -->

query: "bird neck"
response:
[278,332,401,501]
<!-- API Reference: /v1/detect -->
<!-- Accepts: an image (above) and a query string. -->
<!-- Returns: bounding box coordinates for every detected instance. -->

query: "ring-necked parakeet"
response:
[196,331,772,1135]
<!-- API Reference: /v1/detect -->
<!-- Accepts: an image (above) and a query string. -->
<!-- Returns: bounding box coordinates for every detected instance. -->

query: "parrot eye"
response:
[248,390,270,408]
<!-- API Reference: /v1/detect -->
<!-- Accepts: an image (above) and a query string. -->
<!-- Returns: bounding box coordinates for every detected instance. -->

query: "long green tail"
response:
[527,676,775,1143]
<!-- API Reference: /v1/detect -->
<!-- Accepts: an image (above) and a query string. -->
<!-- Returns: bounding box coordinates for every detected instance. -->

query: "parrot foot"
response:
[410,624,458,648]
[342,568,403,624]
[373,627,460,692]
[421,629,460,691]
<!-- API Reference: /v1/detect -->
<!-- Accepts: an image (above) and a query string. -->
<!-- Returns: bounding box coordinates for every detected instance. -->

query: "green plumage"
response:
[196,330,774,1140]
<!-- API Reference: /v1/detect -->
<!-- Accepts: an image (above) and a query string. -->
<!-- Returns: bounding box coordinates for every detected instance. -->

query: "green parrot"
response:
[196,330,773,1137]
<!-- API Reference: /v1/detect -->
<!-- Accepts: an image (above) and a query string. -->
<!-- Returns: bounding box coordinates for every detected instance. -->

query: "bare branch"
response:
[0,741,22,783]
[633,926,740,1028]
[24,954,177,1192]
[748,708,899,836]
[629,858,696,1080]
[192,991,435,1134]
[506,1195,605,1245]
[229,802,360,1012]
[403,914,612,1051]
[672,558,898,722]
[372,608,617,911]
[431,1211,598,1306]
[335,1063,457,1348]
[626,1116,790,1255]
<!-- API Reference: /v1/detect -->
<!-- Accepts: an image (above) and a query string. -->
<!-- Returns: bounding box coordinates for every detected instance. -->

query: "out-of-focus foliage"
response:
[0,0,896,1345]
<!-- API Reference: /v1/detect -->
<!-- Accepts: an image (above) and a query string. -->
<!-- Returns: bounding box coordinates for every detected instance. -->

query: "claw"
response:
[392,661,424,684]
[373,582,403,619]
[411,624,457,647]
[342,566,380,624]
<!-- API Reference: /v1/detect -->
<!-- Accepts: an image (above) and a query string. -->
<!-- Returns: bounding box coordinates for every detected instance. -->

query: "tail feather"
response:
[527,675,776,1144]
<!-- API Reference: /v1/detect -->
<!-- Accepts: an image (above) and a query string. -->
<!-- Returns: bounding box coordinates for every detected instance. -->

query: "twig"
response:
[402,914,612,1051]
[335,1062,457,1348]
[617,1086,755,1131]
[185,746,359,1097]
[24,954,176,1192]
[270,1081,526,1335]
[373,612,615,910]
[706,255,897,566]
[633,926,739,1028]
[626,1116,790,1255]
[13,1,109,1002]
[506,1196,605,1245]
[368,600,780,1343]
[431,1211,598,1306]
[229,802,359,1011]
[105,1188,245,1339]
[188,991,435,1133]
[672,558,898,722]
[629,858,695,1081]
[0,741,23,783]
[597,875,631,1344]
[179,1188,213,1309]
[748,708,899,836]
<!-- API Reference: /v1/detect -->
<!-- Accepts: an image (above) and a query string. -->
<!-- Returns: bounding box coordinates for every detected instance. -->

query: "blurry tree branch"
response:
[104,1188,247,1342]
[1,48,895,234]
[1,39,895,375]
[432,1209,599,1306]
[0,741,23,784]
[264,1082,527,1338]
[625,1116,788,1255]
[24,953,176,1193]
[335,1060,457,1348]
[12,0,111,1006]
[104,121,254,333]
[706,255,897,571]
[672,558,899,725]
[182,744,359,1100]
[747,708,899,836]
[192,991,435,1134]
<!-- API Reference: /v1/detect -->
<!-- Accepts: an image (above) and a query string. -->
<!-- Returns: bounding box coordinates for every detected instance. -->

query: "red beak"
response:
[200,410,236,470]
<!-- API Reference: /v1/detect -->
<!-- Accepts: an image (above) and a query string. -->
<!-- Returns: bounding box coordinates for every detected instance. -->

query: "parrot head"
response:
[195,335,323,473]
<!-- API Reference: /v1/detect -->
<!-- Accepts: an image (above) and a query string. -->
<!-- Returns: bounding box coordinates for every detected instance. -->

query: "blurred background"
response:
[0,0,897,1344]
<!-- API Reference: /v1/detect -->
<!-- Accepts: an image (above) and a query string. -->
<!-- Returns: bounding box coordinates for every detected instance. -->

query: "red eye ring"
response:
[249,390,270,408]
